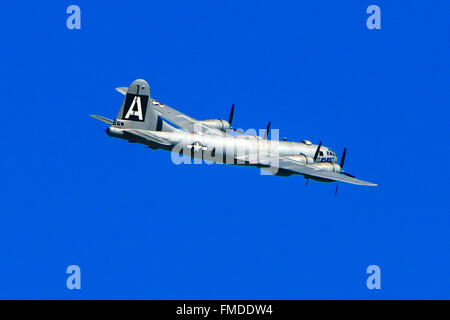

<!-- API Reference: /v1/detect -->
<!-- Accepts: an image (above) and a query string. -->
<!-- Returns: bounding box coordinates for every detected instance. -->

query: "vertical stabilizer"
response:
[116,79,158,130]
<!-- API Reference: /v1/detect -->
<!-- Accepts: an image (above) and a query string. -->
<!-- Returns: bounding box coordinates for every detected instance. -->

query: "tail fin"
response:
[116,79,158,130]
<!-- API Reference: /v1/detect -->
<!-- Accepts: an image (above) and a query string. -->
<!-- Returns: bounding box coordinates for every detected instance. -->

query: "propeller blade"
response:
[313,142,322,162]
[305,178,309,186]
[335,183,339,196]
[263,121,272,139]
[339,148,355,178]
[340,147,347,168]
[228,104,235,126]
[342,172,356,178]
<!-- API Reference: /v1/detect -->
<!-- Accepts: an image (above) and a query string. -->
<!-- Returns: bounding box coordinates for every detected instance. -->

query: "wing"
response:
[279,156,377,186]
[116,87,225,136]
[238,152,377,186]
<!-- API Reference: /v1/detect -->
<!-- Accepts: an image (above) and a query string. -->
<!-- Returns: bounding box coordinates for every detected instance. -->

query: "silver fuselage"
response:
[107,126,341,176]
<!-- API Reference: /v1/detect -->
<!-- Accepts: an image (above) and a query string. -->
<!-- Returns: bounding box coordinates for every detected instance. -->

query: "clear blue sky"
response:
[0,0,448,299]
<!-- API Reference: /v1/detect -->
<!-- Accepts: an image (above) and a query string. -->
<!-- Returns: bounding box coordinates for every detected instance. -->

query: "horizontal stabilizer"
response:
[116,87,128,95]
[90,114,114,124]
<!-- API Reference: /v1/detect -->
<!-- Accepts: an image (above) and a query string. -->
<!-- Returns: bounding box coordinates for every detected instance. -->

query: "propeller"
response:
[227,104,244,133]
[313,141,322,162]
[335,147,355,196]
[339,147,355,177]
[228,104,235,126]
[306,141,322,187]
[340,147,347,168]
[263,121,272,139]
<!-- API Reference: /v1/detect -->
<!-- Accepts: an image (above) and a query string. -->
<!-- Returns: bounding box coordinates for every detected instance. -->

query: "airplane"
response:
[91,79,377,194]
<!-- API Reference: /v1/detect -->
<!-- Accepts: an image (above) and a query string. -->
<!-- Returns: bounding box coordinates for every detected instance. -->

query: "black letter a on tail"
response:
[122,93,148,122]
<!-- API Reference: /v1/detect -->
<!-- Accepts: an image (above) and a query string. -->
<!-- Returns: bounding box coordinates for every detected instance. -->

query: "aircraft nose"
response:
[106,127,110,135]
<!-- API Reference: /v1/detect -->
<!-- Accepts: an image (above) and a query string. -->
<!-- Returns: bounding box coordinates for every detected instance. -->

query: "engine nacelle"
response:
[284,154,315,165]
[310,162,342,173]
[200,119,231,132]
